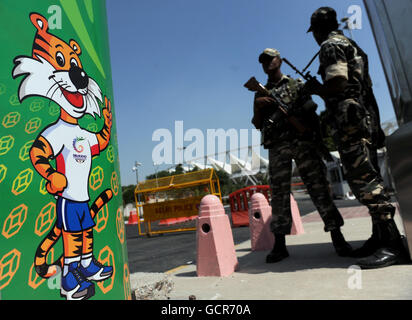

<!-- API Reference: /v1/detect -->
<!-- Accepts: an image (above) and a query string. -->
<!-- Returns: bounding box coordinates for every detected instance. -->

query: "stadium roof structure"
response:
[182,149,270,185]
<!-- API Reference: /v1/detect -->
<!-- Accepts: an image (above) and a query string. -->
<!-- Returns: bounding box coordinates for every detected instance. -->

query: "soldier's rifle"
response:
[282,57,317,82]
[243,76,308,135]
[282,55,335,162]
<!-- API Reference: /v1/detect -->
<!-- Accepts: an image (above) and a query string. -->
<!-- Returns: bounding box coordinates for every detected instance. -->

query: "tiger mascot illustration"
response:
[12,13,114,300]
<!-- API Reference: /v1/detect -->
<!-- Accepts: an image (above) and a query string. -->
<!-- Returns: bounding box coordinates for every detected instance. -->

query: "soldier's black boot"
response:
[349,224,380,258]
[266,233,289,263]
[357,219,406,269]
[330,228,353,257]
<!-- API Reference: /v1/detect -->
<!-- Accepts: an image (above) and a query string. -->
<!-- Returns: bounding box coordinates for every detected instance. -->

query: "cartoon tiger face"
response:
[12,13,102,119]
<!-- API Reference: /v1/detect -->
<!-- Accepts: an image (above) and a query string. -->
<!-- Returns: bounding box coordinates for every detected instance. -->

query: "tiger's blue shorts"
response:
[56,197,95,232]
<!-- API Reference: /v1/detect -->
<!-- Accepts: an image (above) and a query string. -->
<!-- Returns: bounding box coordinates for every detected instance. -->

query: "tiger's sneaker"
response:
[78,256,113,282]
[61,262,95,300]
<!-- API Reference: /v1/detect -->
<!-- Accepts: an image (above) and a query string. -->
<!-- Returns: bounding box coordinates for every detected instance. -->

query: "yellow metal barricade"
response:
[134,168,222,236]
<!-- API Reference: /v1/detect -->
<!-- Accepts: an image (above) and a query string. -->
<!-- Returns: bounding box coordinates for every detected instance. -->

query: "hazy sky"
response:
[106,0,396,186]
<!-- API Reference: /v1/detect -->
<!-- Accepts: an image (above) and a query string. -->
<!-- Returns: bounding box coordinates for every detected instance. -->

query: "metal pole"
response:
[133,161,142,184]
[132,161,142,220]
[153,162,159,202]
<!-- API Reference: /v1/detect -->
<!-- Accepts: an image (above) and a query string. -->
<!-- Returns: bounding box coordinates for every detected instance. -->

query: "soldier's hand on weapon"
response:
[254,96,277,109]
[245,75,308,134]
[244,77,270,95]
[303,77,324,96]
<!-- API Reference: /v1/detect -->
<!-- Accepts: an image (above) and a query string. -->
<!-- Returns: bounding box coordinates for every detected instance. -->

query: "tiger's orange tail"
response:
[34,189,113,278]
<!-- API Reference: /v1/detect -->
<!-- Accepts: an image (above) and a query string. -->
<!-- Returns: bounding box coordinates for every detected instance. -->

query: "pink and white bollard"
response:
[249,193,274,251]
[290,193,304,235]
[196,195,238,277]
[249,193,305,251]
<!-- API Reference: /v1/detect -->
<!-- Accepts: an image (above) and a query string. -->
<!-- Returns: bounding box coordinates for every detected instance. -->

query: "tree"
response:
[122,184,136,205]
[174,164,184,174]
[214,169,253,196]
[146,169,171,180]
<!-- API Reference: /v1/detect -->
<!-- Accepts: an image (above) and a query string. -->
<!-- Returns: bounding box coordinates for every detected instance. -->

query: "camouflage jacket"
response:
[252,74,319,144]
[318,30,372,105]
[318,30,385,146]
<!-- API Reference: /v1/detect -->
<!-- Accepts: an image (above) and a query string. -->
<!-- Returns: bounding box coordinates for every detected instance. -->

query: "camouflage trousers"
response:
[328,98,395,223]
[268,138,344,235]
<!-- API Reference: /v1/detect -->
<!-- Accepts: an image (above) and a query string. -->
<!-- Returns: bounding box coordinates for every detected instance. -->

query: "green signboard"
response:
[0,0,130,300]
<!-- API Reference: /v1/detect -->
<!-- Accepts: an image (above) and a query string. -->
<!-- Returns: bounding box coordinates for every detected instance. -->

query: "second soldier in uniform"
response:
[305,7,406,269]
[251,48,352,263]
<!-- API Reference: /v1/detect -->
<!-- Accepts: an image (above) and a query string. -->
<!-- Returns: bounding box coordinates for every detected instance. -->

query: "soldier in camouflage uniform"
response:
[305,7,406,269]
[252,48,352,263]
[335,31,386,172]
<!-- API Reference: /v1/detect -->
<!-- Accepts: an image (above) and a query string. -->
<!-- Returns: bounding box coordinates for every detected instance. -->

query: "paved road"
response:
[126,196,364,273]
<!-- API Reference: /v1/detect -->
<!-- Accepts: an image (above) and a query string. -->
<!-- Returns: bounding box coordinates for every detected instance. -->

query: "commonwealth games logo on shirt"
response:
[73,137,87,163]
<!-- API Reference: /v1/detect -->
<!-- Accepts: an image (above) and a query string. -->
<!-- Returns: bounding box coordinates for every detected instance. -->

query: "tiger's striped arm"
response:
[30,136,67,194]
[96,96,112,152]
